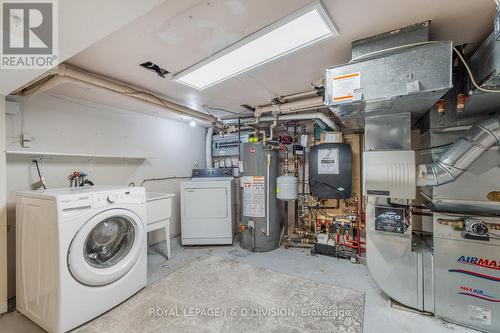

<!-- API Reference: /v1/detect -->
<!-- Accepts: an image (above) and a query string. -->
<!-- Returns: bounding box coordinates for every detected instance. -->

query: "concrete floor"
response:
[0,238,476,333]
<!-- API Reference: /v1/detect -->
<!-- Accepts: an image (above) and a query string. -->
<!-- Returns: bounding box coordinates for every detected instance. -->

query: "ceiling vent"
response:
[240,104,256,113]
[139,61,170,78]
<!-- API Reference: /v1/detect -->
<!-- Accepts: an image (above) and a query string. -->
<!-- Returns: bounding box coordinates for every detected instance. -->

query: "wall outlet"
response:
[30,158,43,170]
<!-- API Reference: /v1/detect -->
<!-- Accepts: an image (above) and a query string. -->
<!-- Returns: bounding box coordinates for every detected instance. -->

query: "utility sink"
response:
[145,192,175,259]
[146,192,175,224]
[146,192,175,202]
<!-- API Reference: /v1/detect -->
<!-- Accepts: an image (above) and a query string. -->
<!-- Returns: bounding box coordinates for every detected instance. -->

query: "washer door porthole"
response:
[68,209,145,286]
[84,215,136,269]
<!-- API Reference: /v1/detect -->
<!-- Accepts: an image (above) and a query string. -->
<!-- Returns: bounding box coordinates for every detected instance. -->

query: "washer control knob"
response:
[107,194,118,203]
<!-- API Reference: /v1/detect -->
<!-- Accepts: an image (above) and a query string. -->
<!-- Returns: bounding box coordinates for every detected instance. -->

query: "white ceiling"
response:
[58,0,496,118]
[44,83,188,122]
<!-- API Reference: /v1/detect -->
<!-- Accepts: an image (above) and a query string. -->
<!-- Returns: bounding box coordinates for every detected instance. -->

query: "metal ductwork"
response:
[417,117,500,186]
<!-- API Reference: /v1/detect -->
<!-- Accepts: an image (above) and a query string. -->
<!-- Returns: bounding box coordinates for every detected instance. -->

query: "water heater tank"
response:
[276,175,298,200]
[240,143,281,252]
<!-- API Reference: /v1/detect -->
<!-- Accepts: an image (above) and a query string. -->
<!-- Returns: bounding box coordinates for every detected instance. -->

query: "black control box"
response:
[308,143,352,199]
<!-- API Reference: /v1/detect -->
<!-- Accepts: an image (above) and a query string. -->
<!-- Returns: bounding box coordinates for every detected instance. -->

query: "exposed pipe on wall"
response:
[206,127,213,168]
[14,64,219,125]
[417,117,500,186]
[262,114,279,144]
[136,176,191,187]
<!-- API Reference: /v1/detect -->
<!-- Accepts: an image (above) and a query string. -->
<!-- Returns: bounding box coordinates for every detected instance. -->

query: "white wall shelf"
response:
[5,150,148,160]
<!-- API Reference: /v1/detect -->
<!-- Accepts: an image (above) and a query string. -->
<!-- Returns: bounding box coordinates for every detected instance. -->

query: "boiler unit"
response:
[240,143,281,252]
[309,143,352,199]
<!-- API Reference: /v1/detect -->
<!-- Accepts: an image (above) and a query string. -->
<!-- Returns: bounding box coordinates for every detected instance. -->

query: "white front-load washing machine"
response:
[16,186,147,333]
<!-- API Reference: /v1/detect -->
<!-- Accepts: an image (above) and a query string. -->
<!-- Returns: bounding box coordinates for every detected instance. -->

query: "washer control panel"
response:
[94,189,145,208]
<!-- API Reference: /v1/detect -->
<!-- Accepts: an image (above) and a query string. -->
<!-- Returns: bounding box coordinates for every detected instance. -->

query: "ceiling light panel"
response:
[175,2,337,90]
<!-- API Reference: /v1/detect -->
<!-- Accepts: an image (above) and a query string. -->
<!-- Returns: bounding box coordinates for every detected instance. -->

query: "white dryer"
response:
[16,186,147,333]
[181,168,236,245]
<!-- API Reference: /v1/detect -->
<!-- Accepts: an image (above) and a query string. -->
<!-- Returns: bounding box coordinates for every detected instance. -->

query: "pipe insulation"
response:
[16,64,218,124]
[239,112,338,131]
[254,96,324,117]
[417,117,500,186]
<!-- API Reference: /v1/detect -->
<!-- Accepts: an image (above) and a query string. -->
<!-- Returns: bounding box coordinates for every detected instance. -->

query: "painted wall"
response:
[0,95,7,314]
[5,93,206,298]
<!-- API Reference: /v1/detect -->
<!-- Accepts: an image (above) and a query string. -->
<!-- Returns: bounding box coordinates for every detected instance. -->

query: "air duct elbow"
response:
[417,117,500,186]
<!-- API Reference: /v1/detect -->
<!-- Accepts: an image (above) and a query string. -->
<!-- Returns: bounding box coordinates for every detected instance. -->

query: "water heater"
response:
[240,143,281,252]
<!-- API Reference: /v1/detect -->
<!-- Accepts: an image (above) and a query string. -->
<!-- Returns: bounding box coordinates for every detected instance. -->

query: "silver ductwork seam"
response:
[417,117,500,186]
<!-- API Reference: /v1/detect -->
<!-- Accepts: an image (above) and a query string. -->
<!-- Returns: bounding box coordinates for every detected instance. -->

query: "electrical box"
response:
[363,150,416,199]
[309,143,352,199]
[212,134,240,157]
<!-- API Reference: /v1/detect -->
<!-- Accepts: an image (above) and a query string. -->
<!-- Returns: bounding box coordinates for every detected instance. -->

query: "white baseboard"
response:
[0,300,7,314]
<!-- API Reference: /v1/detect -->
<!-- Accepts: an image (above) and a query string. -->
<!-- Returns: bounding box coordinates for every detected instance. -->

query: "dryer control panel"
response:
[192,168,234,178]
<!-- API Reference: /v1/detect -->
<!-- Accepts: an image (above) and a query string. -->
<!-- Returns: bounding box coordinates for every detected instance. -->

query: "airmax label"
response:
[458,285,500,303]
[457,256,500,270]
[450,256,500,281]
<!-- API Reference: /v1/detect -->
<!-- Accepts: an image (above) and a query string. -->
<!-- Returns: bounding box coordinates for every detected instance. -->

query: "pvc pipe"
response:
[240,112,338,131]
[262,115,278,144]
[254,96,324,117]
[206,127,213,168]
[280,90,319,101]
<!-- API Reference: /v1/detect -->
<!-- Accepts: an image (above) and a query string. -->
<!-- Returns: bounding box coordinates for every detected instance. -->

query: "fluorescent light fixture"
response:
[175,1,337,90]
